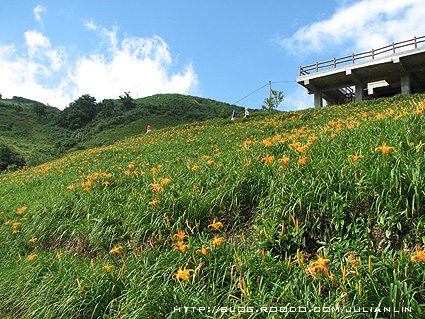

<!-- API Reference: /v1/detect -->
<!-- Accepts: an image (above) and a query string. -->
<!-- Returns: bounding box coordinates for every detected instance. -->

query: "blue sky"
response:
[1,0,424,110]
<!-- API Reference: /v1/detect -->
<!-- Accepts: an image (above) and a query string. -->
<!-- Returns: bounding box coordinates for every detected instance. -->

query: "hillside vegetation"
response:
[0,94,425,318]
[0,94,240,169]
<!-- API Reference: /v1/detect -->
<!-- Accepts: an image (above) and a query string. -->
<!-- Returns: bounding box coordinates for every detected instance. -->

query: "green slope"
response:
[0,94,242,168]
[79,93,242,148]
[0,97,66,167]
[0,94,424,318]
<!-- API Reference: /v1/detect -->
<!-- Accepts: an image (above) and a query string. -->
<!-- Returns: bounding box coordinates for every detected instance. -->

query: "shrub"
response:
[0,142,25,170]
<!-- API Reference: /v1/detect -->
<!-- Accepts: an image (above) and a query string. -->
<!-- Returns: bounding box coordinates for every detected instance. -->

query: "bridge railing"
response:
[299,36,425,76]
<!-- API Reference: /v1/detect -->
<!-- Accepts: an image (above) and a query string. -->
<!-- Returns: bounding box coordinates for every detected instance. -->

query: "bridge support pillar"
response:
[314,92,323,108]
[401,73,411,95]
[355,82,365,102]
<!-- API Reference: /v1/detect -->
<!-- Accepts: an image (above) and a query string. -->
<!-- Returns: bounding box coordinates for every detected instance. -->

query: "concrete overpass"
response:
[297,36,425,108]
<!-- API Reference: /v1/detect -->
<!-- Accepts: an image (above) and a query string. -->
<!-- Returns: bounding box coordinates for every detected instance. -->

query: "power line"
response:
[271,81,296,84]
[233,83,268,105]
[233,80,296,105]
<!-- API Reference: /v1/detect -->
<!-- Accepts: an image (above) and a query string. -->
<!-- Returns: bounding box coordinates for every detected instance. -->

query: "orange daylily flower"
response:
[149,183,162,193]
[261,139,273,147]
[211,236,224,246]
[243,140,253,149]
[16,206,28,214]
[102,262,115,271]
[172,241,190,252]
[29,238,37,243]
[305,256,330,277]
[375,142,394,154]
[262,155,275,164]
[348,152,364,164]
[149,199,159,206]
[289,142,301,149]
[173,228,189,240]
[278,156,290,165]
[411,247,425,262]
[160,177,171,185]
[27,254,37,261]
[297,157,308,165]
[197,245,211,258]
[110,246,123,254]
[12,222,21,229]
[208,219,223,230]
[296,145,307,153]
[172,266,195,281]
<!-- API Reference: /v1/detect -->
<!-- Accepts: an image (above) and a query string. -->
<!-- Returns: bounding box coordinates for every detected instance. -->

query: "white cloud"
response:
[23,30,67,75]
[69,33,198,102]
[281,0,425,54]
[0,18,198,109]
[33,5,46,27]
[84,20,119,48]
[25,30,51,55]
[281,87,313,111]
[0,45,72,107]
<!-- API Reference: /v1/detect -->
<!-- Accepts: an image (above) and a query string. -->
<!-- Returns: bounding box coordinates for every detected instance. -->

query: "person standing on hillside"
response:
[147,124,151,133]
[231,109,237,120]
[244,107,249,118]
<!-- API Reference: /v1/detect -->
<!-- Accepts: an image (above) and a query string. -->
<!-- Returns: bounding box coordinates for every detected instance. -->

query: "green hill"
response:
[0,97,64,169]
[0,93,241,169]
[0,94,424,318]
[79,93,243,149]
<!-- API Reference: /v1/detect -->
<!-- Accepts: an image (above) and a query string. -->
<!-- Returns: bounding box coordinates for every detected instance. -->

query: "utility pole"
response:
[269,81,272,98]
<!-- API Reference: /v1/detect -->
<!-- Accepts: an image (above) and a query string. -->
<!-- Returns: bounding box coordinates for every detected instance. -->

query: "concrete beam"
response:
[346,69,361,83]
[393,57,410,74]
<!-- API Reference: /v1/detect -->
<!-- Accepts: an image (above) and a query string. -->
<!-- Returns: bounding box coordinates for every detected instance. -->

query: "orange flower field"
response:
[0,94,425,318]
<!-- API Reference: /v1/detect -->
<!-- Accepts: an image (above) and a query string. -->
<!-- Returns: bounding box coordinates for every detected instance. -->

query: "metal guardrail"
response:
[299,36,425,76]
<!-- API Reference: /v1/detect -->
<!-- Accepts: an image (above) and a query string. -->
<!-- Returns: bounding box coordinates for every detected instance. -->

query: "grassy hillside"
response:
[0,94,240,169]
[0,97,66,167]
[80,93,242,149]
[0,94,424,318]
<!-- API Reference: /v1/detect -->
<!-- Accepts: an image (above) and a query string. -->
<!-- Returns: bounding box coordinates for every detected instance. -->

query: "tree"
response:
[0,142,25,171]
[56,94,98,129]
[262,89,284,114]
[32,102,47,119]
[98,99,116,118]
[119,92,135,111]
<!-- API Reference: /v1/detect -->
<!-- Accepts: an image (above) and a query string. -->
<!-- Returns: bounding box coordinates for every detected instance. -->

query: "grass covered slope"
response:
[0,97,66,166]
[0,93,239,168]
[79,93,241,149]
[1,94,425,318]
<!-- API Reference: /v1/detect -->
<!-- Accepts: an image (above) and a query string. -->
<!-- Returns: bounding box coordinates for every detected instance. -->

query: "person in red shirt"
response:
[147,124,151,133]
